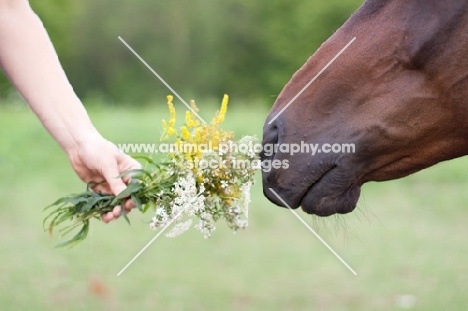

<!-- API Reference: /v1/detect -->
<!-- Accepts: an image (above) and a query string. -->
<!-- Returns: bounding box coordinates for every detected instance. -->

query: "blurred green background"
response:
[2,0,468,310]
[2,104,468,310]
[1,0,361,105]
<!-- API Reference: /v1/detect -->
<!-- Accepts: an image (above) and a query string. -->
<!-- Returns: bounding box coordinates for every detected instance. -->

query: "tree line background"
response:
[1,0,363,105]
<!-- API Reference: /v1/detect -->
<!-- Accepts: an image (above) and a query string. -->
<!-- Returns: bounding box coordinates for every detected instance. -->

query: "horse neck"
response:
[348,0,468,122]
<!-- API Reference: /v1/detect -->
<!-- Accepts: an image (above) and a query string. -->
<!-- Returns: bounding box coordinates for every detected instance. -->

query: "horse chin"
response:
[300,179,361,216]
[263,163,362,216]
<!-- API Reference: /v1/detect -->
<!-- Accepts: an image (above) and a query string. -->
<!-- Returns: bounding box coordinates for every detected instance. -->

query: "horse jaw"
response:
[262,0,468,216]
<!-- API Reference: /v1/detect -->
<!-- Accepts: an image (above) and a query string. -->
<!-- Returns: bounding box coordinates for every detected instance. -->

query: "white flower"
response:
[240,182,252,218]
[235,219,248,229]
[194,212,216,238]
[238,136,259,158]
[166,219,193,238]
[156,207,169,220]
[147,134,256,239]
[150,207,171,230]
[150,170,206,235]
[150,218,158,230]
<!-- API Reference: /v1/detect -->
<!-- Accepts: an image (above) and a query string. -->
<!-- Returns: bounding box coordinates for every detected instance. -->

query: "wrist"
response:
[31,97,101,155]
[40,112,102,157]
[62,128,104,157]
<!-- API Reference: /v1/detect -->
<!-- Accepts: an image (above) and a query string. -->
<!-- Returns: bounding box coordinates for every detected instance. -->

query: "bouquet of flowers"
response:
[44,95,259,247]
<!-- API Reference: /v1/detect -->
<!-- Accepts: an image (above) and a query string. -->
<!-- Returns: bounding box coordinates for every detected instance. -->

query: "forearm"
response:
[0,1,98,154]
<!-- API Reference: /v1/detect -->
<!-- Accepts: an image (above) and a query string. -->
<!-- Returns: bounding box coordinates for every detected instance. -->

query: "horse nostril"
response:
[261,124,278,160]
[263,126,278,144]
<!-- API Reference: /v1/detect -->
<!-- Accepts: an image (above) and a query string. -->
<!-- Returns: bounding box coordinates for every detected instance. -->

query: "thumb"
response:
[102,161,127,196]
[117,153,142,183]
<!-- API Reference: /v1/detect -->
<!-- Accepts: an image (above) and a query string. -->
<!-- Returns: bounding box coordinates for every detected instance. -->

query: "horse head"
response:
[262,0,468,216]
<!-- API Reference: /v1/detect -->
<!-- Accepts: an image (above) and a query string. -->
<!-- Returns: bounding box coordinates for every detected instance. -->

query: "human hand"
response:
[66,134,141,223]
[0,0,141,223]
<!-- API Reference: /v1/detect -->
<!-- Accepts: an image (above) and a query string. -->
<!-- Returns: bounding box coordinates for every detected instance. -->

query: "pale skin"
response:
[0,0,141,222]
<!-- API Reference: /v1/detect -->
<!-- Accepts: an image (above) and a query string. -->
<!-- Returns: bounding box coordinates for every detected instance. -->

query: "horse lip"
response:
[300,165,354,217]
[300,165,336,206]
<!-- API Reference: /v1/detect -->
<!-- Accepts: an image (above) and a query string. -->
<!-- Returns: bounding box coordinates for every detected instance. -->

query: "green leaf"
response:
[142,201,153,213]
[44,197,68,210]
[131,193,143,212]
[61,195,91,206]
[55,211,75,225]
[44,210,63,230]
[82,196,111,213]
[55,220,89,248]
[120,204,131,225]
[43,207,66,227]
[116,168,152,179]
[111,182,143,205]
[58,221,83,236]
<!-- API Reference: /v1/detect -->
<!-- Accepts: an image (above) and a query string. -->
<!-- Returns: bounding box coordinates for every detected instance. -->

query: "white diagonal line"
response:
[118,36,207,124]
[117,208,185,276]
[268,188,357,275]
[268,37,356,124]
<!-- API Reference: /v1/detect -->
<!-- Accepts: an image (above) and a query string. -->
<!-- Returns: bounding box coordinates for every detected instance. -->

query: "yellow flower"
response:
[194,127,202,142]
[162,94,237,174]
[217,94,229,124]
[185,111,200,129]
[186,102,200,128]
[185,111,192,125]
[181,126,191,140]
[190,99,199,112]
[167,95,176,127]
[185,151,193,162]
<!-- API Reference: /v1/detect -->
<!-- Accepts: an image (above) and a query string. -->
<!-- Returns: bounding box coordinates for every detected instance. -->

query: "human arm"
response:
[0,0,140,222]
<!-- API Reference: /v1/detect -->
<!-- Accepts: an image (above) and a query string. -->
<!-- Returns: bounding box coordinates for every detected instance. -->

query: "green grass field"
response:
[1,101,468,310]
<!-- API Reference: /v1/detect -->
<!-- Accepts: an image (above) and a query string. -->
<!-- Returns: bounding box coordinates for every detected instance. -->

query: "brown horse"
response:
[262,0,468,216]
